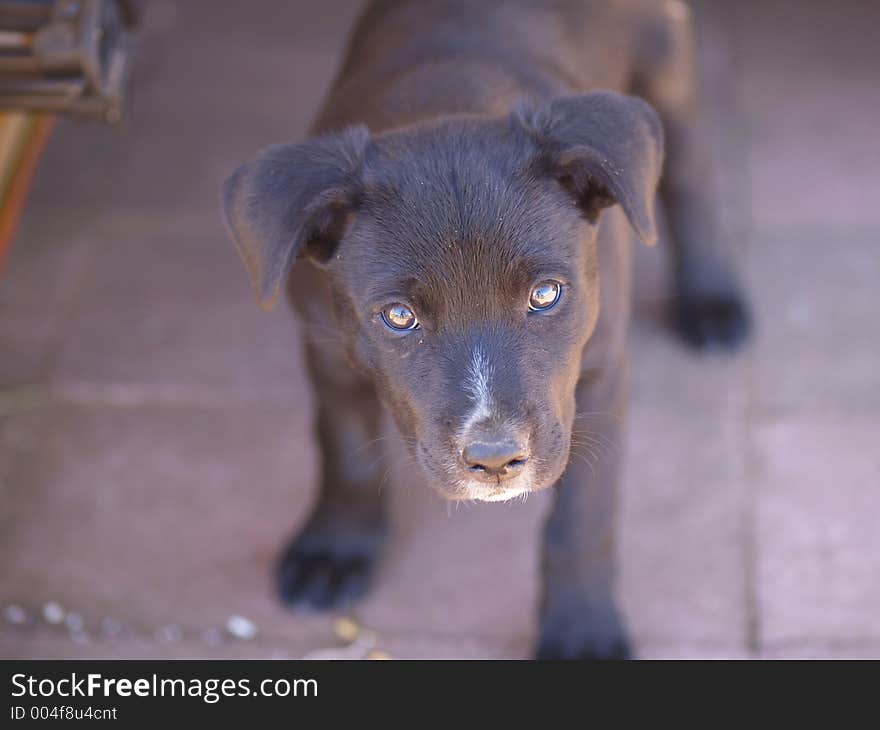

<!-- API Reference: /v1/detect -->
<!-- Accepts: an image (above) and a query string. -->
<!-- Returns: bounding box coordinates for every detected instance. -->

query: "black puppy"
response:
[221,0,749,659]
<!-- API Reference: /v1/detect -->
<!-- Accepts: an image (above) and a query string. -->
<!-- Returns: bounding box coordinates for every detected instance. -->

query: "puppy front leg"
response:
[536,360,630,659]
[276,338,387,611]
[635,1,750,349]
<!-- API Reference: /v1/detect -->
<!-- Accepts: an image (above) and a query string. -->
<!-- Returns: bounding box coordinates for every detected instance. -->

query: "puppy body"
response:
[223,0,749,658]
[316,0,634,130]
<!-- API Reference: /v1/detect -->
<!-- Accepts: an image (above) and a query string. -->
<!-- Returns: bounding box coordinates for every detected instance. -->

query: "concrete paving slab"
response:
[48,220,308,395]
[621,328,749,648]
[0,208,98,386]
[759,642,880,660]
[0,403,330,651]
[735,0,880,231]
[748,231,880,414]
[753,416,880,645]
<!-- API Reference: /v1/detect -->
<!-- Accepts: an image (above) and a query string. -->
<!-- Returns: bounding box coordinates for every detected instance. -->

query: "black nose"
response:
[462,440,530,481]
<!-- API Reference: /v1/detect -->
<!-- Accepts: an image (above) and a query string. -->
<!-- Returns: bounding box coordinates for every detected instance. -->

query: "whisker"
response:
[567,448,597,478]
[569,437,603,460]
[570,435,615,460]
[349,435,396,458]
[570,427,619,455]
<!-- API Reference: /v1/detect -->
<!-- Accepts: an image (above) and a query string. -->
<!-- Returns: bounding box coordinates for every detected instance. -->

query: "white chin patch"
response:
[475,487,530,503]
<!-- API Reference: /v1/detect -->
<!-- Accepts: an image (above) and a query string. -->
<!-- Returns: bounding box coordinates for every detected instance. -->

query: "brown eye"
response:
[528,280,562,312]
[381,302,419,331]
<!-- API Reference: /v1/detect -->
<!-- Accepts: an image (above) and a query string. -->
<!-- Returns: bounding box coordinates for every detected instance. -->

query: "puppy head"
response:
[223,91,662,502]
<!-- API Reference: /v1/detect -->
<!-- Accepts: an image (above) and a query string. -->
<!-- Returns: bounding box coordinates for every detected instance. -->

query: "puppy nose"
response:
[462,439,529,481]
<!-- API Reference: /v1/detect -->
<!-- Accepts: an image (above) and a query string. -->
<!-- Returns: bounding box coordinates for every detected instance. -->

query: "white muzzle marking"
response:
[455,345,536,501]
[460,345,494,437]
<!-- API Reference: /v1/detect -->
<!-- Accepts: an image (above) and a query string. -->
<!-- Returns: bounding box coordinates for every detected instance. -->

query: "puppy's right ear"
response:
[221,125,369,310]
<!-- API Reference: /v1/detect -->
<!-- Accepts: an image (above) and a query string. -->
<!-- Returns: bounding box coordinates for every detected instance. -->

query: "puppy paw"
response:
[673,290,751,351]
[535,608,632,660]
[275,518,384,611]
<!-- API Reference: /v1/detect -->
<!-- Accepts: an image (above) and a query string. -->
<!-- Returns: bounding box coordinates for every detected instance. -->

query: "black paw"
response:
[535,608,632,660]
[673,291,751,351]
[275,519,384,611]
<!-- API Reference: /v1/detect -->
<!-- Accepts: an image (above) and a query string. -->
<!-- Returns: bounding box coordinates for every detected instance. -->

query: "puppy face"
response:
[222,92,662,502]
[326,120,597,501]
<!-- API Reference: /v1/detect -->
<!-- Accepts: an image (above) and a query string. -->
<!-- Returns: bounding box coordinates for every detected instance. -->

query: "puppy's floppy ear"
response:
[221,125,369,309]
[515,90,664,245]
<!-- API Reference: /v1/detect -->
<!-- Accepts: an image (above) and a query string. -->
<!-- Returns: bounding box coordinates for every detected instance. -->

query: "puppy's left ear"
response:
[515,90,664,245]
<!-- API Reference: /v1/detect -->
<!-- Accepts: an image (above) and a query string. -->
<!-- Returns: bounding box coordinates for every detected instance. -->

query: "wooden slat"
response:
[0,112,55,273]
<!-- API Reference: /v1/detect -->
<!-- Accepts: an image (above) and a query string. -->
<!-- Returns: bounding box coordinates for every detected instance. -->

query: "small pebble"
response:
[334,617,360,642]
[367,650,392,660]
[225,615,257,640]
[155,624,182,644]
[301,632,376,660]
[65,612,84,632]
[42,601,65,625]
[3,604,27,625]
